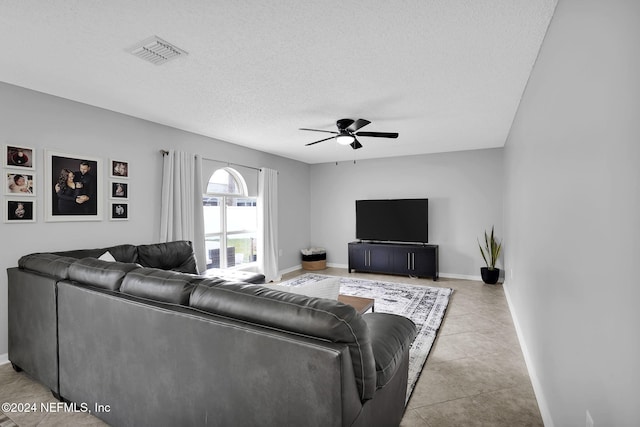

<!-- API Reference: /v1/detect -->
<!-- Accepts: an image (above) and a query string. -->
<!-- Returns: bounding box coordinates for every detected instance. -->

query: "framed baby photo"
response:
[110,160,129,178]
[45,150,103,222]
[110,202,128,221]
[110,181,128,199]
[5,200,36,223]
[4,145,35,169]
[5,172,35,196]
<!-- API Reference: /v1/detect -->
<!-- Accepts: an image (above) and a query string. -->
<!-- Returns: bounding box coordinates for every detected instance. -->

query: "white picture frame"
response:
[110,159,129,179]
[4,145,35,170]
[5,172,36,196]
[110,181,128,200]
[5,199,36,223]
[110,202,128,221]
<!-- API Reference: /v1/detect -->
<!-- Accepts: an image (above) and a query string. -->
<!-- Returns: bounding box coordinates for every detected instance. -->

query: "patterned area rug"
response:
[278,273,453,403]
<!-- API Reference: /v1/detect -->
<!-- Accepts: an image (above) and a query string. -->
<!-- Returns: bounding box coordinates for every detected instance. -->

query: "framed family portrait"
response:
[5,200,35,223]
[110,202,128,221]
[4,145,35,169]
[110,160,129,178]
[45,150,103,222]
[5,172,35,196]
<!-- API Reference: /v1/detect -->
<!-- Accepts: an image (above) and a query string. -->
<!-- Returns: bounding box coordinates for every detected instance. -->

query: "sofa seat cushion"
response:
[137,241,198,274]
[120,268,196,305]
[189,282,377,401]
[362,313,417,388]
[68,258,141,291]
[18,253,80,280]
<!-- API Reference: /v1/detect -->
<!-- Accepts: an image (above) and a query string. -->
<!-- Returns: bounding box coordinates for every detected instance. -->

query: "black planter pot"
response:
[481,267,500,284]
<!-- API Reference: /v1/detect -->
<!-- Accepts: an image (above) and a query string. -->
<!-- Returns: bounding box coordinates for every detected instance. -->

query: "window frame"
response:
[203,167,257,269]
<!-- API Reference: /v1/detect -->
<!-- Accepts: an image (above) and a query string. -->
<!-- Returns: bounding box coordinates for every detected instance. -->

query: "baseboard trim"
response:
[279,264,303,276]
[285,265,488,282]
[439,272,481,281]
[327,262,347,269]
[503,282,554,427]
[0,353,8,365]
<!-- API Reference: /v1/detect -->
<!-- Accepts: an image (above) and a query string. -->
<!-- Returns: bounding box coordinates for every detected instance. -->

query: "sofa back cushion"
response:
[68,258,140,291]
[136,241,198,274]
[189,282,377,401]
[120,268,196,305]
[18,253,79,280]
[52,244,139,263]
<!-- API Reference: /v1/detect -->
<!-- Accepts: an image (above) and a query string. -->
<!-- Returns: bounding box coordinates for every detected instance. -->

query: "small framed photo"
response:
[4,145,35,169]
[45,150,102,222]
[110,160,129,178]
[6,172,35,196]
[111,203,128,221]
[110,181,128,199]
[5,199,36,223]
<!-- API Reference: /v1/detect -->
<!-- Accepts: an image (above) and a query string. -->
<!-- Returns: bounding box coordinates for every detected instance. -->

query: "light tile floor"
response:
[283,268,543,427]
[0,268,543,426]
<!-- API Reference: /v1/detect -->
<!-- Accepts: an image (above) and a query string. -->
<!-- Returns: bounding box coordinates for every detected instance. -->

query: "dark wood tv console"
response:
[348,241,439,281]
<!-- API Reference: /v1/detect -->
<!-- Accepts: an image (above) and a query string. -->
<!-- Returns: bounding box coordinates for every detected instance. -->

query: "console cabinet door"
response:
[348,243,391,273]
[348,244,367,272]
[367,246,392,272]
[392,246,438,279]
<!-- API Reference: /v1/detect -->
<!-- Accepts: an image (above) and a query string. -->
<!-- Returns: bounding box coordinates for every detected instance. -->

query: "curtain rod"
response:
[160,149,262,172]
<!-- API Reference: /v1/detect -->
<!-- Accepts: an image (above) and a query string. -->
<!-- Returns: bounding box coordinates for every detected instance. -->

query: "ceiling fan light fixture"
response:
[336,134,355,145]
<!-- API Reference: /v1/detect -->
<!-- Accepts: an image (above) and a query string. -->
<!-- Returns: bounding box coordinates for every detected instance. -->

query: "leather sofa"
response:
[7,241,417,427]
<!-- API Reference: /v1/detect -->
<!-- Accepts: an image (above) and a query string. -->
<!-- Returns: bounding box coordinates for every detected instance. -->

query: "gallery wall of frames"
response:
[4,145,130,223]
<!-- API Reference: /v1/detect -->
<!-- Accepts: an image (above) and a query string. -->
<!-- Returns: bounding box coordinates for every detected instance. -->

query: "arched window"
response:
[206,168,247,196]
[203,168,257,269]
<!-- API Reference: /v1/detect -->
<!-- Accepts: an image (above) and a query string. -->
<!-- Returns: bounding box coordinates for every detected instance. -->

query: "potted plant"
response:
[478,226,502,284]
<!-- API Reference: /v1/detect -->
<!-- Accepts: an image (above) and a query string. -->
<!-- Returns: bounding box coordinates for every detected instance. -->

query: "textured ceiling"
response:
[0,1,557,164]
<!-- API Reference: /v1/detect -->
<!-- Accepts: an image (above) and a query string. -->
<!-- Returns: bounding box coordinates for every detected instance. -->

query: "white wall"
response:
[0,82,310,356]
[309,148,504,278]
[504,0,640,425]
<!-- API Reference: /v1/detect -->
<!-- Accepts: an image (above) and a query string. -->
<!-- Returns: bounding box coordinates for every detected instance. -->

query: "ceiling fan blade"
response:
[355,131,399,138]
[350,138,363,150]
[336,118,355,130]
[305,135,336,146]
[299,128,339,134]
[346,119,371,132]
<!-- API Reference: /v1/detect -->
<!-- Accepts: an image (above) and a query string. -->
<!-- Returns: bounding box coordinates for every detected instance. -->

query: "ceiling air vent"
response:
[128,36,187,65]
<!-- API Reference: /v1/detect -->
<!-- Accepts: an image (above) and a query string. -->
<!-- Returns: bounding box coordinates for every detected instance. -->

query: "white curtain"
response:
[160,150,207,273]
[258,167,280,282]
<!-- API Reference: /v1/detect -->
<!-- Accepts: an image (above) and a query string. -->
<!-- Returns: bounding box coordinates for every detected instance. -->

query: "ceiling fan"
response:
[301,118,399,150]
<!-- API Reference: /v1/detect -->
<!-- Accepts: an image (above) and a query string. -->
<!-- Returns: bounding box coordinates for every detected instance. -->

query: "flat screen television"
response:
[355,198,428,243]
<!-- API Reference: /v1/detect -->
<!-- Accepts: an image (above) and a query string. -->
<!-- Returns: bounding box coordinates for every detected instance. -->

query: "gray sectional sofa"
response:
[7,241,417,427]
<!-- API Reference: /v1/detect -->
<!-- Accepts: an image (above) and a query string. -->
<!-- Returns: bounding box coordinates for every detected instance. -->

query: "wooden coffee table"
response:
[338,294,375,314]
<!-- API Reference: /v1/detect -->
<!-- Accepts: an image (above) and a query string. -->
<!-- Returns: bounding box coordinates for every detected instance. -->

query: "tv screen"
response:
[356,199,428,243]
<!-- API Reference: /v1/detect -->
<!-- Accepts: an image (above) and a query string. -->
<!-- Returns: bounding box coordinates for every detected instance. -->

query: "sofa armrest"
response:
[18,253,78,280]
[362,313,417,388]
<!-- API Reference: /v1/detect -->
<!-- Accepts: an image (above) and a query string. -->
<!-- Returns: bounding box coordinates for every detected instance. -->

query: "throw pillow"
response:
[98,251,117,262]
